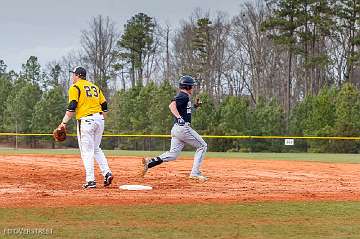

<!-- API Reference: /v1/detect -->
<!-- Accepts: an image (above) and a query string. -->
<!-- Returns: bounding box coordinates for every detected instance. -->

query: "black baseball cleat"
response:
[104,172,113,187]
[140,157,163,177]
[82,181,96,189]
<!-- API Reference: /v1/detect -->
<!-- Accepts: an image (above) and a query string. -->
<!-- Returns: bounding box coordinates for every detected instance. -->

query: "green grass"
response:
[1,149,359,238]
[0,148,360,164]
[0,202,359,239]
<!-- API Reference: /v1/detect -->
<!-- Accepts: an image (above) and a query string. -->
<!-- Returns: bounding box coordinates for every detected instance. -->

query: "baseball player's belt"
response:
[175,122,191,126]
[85,112,103,117]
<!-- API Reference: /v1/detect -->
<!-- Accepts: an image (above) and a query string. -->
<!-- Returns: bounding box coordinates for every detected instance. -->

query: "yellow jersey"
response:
[68,79,106,119]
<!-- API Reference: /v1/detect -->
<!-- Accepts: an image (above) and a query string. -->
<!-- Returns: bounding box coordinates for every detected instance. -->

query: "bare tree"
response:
[172,10,232,101]
[232,1,286,105]
[47,51,82,96]
[152,23,173,83]
[81,15,119,97]
[337,0,360,85]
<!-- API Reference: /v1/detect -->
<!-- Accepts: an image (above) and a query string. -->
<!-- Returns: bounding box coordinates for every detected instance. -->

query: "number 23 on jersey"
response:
[84,86,99,97]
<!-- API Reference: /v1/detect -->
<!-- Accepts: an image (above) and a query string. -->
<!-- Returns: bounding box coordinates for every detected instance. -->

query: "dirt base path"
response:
[1,154,360,208]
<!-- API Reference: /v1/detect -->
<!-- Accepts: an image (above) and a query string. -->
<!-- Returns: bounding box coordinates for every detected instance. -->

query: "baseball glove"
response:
[53,126,66,142]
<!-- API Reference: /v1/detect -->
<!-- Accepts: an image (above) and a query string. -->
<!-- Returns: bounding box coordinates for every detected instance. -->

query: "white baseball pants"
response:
[77,113,111,182]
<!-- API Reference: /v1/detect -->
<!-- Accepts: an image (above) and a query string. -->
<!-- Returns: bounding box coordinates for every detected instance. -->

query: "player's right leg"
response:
[77,119,96,188]
[93,116,113,187]
[141,125,184,177]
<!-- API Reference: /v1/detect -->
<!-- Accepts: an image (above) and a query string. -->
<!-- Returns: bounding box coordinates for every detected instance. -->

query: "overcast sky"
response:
[1,0,244,72]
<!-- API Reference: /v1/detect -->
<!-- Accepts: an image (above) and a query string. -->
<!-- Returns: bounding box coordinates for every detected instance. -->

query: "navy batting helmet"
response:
[179,75,196,89]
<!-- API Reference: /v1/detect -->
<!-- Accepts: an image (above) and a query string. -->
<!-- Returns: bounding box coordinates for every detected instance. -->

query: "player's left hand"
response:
[176,117,186,126]
[53,124,67,142]
[194,98,202,108]
[58,122,67,130]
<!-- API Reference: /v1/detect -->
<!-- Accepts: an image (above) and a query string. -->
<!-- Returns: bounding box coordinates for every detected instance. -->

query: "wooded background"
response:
[1,0,360,152]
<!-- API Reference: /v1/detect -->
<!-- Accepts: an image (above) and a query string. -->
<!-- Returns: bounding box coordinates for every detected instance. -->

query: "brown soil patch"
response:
[0,154,360,208]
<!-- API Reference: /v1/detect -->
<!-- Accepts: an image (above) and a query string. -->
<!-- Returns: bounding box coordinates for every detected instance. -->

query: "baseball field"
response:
[1,149,360,238]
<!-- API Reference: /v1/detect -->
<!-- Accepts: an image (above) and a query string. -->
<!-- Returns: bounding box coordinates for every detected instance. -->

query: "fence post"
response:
[15,121,18,150]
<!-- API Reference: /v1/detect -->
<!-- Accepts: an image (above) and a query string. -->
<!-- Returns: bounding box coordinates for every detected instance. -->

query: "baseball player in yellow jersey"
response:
[57,66,113,189]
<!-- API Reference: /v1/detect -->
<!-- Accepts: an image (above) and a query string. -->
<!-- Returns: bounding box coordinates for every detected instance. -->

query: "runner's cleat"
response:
[189,175,208,181]
[140,158,150,177]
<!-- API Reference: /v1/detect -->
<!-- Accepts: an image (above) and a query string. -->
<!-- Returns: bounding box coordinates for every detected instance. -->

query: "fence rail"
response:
[1,133,359,153]
[1,132,360,140]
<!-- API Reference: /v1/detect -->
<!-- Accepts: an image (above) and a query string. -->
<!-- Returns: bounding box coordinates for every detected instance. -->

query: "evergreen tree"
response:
[0,59,7,75]
[4,82,42,133]
[4,57,44,133]
[107,86,142,133]
[290,87,337,152]
[20,56,45,86]
[192,18,212,94]
[191,93,217,134]
[44,64,62,90]
[31,86,67,148]
[31,86,66,133]
[147,81,175,134]
[333,83,360,152]
[262,0,301,119]
[0,75,13,131]
[132,83,157,133]
[116,13,156,87]
[262,0,335,121]
[217,96,251,151]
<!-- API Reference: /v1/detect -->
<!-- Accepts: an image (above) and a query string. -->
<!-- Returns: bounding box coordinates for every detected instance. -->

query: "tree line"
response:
[1,0,360,152]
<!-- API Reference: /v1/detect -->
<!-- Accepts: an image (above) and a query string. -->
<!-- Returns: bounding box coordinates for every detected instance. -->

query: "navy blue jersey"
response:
[172,91,192,123]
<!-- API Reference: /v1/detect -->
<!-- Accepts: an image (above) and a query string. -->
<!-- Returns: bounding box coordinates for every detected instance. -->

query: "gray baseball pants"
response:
[158,124,207,176]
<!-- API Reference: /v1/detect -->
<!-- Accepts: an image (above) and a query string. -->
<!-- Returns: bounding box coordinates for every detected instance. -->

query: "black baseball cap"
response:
[69,66,86,78]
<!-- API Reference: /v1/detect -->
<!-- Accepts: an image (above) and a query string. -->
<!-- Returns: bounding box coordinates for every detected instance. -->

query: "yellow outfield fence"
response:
[1,132,360,153]
[0,132,360,140]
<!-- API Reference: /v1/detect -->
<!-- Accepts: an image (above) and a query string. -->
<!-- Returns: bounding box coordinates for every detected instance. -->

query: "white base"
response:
[119,184,153,190]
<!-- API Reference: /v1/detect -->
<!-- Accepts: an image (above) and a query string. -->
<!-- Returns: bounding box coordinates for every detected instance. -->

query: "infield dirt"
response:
[0,154,360,208]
